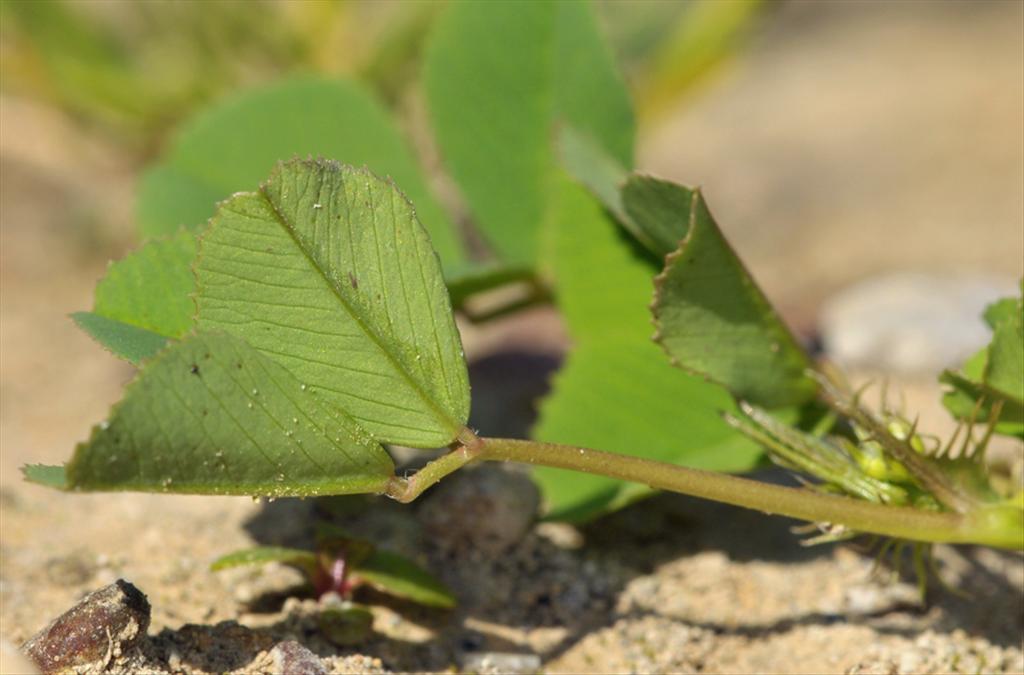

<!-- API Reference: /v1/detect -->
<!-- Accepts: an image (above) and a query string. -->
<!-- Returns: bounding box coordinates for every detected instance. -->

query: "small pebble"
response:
[270,640,328,675]
[22,579,150,674]
[843,581,921,616]
[819,272,1016,375]
[459,651,542,675]
[418,466,539,555]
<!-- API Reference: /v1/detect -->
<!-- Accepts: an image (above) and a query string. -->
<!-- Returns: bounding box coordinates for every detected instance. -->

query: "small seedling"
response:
[211,523,453,644]
[212,523,454,608]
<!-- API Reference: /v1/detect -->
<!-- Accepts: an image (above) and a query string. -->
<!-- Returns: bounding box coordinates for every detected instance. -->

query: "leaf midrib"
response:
[255,185,460,442]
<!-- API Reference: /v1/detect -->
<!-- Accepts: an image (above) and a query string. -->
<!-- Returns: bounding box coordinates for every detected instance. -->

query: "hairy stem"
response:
[383,432,1021,550]
[384,428,484,503]
[812,374,974,513]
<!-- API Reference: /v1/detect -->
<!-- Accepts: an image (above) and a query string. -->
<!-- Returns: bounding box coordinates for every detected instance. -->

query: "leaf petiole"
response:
[384,428,484,503]
[383,432,1022,550]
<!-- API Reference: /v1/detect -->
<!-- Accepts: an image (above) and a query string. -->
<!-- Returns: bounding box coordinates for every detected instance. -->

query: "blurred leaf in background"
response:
[1,0,763,155]
[2,0,298,147]
[135,75,469,278]
[424,0,634,268]
[595,0,763,121]
[0,0,442,153]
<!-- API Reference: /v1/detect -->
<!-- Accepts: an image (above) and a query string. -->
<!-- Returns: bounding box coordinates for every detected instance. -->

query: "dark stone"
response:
[22,579,150,674]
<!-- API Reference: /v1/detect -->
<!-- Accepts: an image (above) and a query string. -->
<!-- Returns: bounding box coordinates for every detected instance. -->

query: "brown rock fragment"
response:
[22,579,150,674]
[270,640,328,675]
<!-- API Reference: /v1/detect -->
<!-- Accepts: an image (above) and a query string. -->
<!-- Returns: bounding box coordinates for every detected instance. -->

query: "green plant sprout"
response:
[21,1,1023,603]
[212,523,454,609]
[211,523,453,644]
[24,158,1023,557]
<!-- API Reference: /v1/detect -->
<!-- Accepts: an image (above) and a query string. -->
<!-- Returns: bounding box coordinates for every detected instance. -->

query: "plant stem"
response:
[811,372,974,513]
[384,429,484,503]
[384,433,1020,550]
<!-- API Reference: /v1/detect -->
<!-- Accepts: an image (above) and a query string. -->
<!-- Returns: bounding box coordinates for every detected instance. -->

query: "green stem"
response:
[384,434,1021,550]
[384,429,483,502]
[812,372,974,513]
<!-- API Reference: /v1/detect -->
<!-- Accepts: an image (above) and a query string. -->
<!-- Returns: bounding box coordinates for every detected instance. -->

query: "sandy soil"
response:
[2,2,1022,673]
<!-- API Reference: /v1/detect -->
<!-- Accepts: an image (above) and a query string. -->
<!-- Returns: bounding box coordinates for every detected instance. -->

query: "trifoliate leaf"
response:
[195,159,470,447]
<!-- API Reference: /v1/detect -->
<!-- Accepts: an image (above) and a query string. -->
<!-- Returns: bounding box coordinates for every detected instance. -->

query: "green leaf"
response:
[556,125,629,226]
[70,312,170,366]
[940,371,1024,440]
[423,2,549,266]
[60,331,395,497]
[552,1,634,166]
[941,288,1024,439]
[983,296,1018,330]
[558,133,694,260]
[962,345,988,381]
[22,464,68,490]
[72,230,197,364]
[195,159,470,448]
[138,166,223,239]
[635,0,762,116]
[310,523,453,607]
[210,546,319,579]
[95,230,197,337]
[424,0,633,266]
[646,178,817,408]
[318,603,374,646]
[535,345,765,522]
[984,293,1023,403]
[353,550,455,609]
[1,1,141,130]
[533,177,761,522]
[137,75,469,277]
[620,175,695,258]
